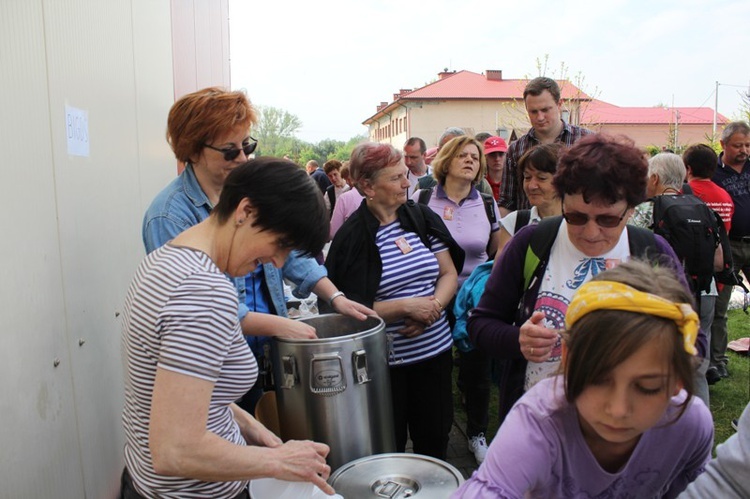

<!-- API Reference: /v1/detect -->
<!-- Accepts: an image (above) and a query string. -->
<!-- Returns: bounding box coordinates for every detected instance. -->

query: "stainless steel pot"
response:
[271,314,395,471]
[328,453,464,498]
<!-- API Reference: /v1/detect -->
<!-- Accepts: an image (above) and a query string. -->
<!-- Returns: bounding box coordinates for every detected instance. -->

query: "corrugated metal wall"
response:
[0,0,175,496]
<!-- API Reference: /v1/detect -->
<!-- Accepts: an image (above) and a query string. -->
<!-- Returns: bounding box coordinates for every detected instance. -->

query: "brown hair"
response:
[323,159,343,174]
[516,143,561,184]
[564,259,696,418]
[553,134,647,207]
[167,87,257,163]
[524,77,561,102]
[431,136,487,186]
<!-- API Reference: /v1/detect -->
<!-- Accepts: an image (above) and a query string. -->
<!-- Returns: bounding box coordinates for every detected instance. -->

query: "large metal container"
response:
[271,314,395,471]
[328,453,464,498]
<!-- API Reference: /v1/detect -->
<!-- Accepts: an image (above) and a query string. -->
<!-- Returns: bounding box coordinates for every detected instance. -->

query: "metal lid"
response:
[328,453,464,498]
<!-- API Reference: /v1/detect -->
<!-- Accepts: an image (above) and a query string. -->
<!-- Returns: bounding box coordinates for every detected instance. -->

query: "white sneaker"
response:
[468,433,488,464]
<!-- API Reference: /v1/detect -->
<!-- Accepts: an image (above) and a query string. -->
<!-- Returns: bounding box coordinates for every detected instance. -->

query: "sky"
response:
[229,0,750,144]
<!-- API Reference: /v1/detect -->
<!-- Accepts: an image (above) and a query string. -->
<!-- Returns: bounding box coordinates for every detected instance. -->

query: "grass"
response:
[709,308,750,449]
[453,308,750,452]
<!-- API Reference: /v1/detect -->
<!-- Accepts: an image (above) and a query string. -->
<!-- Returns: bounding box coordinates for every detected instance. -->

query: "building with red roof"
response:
[364,69,726,150]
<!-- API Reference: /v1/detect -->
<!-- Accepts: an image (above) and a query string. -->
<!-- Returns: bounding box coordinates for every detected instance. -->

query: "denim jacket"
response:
[142,163,326,320]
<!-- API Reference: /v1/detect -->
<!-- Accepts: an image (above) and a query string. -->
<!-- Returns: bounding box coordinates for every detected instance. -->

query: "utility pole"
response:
[713,81,719,141]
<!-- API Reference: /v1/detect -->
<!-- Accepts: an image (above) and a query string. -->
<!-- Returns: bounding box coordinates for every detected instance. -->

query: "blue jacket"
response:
[142,163,326,321]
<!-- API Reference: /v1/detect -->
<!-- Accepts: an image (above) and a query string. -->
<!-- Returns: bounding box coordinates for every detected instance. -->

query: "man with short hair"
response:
[498,77,592,215]
[438,127,466,150]
[306,159,331,193]
[710,121,750,380]
[404,137,431,195]
[483,136,508,202]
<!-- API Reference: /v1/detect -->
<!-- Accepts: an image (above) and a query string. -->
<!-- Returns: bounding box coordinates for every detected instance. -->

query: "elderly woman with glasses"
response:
[468,134,707,424]
[325,142,464,460]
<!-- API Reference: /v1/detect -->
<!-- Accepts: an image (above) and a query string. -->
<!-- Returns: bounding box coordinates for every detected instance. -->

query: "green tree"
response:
[253,106,303,157]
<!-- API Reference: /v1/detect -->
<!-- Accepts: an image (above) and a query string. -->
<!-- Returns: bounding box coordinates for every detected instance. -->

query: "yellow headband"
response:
[565,281,698,356]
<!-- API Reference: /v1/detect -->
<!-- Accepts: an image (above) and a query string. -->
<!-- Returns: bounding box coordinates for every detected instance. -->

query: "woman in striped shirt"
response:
[325,143,463,460]
[121,159,335,498]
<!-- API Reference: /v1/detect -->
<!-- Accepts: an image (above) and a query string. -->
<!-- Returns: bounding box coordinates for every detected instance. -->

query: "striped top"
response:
[121,244,257,498]
[375,221,452,366]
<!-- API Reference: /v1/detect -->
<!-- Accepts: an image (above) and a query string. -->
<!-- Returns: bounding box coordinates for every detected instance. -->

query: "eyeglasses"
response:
[562,205,629,228]
[204,137,258,161]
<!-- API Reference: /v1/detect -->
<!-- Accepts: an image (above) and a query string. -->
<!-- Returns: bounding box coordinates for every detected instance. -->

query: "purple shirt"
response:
[329,188,364,240]
[452,376,713,499]
[412,184,499,287]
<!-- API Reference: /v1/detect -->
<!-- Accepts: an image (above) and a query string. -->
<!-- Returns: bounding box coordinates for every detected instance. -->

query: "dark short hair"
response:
[167,87,256,163]
[564,259,696,419]
[517,143,561,184]
[349,142,403,187]
[323,159,343,174]
[405,137,427,155]
[553,134,647,207]
[524,77,561,103]
[683,144,719,179]
[214,158,328,257]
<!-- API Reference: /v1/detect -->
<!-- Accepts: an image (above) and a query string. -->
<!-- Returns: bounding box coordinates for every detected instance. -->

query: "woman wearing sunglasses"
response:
[142,87,373,415]
[467,134,707,424]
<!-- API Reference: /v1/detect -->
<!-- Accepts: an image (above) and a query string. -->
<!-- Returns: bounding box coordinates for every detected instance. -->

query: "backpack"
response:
[650,194,720,295]
[416,187,497,225]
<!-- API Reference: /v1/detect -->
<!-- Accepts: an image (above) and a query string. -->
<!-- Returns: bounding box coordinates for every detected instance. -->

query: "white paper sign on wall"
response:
[65,105,89,157]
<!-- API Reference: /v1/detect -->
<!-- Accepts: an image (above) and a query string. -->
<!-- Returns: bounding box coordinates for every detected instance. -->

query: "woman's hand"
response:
[406,296,442,325]
[273,317,317,339]
[519,311,559,363]
[396,318,426,338]
[270,440,335,495]
[331,295,377,321]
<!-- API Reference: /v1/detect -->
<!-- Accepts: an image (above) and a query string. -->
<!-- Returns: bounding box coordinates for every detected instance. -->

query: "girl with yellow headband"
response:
[453,260,714,498]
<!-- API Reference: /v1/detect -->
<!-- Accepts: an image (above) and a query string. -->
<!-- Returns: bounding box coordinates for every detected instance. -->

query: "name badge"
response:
[394,236,413,254]
[443,206,454,220]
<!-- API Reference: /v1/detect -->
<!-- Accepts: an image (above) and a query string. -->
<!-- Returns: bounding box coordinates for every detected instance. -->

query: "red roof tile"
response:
[581,99,727,125]
[403,70,590,100]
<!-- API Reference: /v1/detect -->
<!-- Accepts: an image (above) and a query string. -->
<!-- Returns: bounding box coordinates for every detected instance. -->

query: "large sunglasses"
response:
[562,205,629,228]
[204,137,258,161]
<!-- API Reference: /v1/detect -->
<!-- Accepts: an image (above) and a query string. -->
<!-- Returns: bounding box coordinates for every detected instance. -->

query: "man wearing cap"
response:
[498,77,592,215]
[484,136,508,202]
[404,137,431,195]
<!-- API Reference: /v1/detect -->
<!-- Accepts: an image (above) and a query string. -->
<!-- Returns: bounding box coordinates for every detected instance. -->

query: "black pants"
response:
[457,348,492,438]
[390,348,454,460]
[120,468,250,499]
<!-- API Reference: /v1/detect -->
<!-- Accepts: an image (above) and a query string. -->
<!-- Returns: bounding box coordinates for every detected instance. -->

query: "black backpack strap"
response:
[626,225,657,257]
[326,186,336,214]
[514,209,531,234]
[417,187,433,205]
[479,192,497,225]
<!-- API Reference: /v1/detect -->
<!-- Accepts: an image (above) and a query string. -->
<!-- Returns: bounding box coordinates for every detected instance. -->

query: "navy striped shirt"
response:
[121,244,257,498]
[375,221,452,366]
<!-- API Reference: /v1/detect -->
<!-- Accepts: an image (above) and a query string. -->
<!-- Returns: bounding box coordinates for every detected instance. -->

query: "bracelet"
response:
[328,291,346,307]
[434,297,443,310]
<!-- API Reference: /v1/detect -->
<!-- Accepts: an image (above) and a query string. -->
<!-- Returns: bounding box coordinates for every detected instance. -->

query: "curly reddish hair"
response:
[553,134,647,207]
[167,87,257,163]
